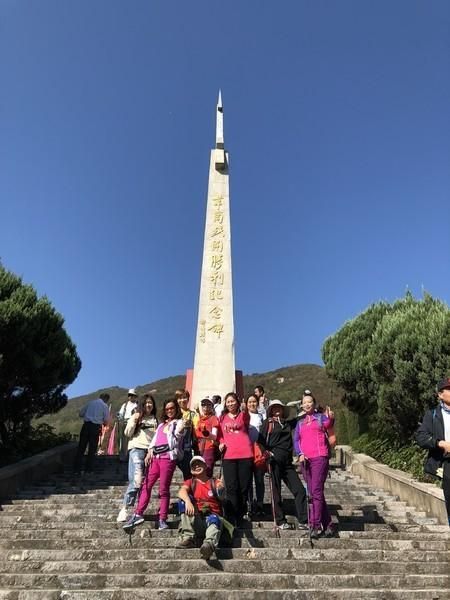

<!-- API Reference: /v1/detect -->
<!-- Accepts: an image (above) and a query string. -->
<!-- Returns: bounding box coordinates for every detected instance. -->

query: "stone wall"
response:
[0,442,77,499]
[336,445,447,524]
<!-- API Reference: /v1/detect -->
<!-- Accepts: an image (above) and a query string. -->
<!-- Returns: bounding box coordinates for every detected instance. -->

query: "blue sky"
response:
[1,1,449,398]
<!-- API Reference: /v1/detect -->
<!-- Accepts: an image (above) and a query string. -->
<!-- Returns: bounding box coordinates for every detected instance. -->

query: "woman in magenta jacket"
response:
[294,394,336,538]
[217,392,253,525]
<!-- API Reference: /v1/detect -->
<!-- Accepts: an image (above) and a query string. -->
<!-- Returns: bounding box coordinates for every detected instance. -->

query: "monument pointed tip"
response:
[215,89,224,149]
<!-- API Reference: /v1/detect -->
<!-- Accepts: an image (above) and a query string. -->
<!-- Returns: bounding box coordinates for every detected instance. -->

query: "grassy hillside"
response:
[36,364,354,441]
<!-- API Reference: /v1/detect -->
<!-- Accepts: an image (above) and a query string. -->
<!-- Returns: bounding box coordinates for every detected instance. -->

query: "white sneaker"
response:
[117,507,128,522]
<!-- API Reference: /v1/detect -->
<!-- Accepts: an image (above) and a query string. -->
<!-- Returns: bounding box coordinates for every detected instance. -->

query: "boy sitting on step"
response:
[177,455,228,560]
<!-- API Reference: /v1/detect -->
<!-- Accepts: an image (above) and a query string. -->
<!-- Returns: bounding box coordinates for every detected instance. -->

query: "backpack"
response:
[191,477,223,507]
[187,478,234,546]
[316,412,336,455]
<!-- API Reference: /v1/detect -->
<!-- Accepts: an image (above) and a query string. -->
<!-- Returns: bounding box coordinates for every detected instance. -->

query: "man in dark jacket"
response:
[259,400,308,530]
[416,377,450,526]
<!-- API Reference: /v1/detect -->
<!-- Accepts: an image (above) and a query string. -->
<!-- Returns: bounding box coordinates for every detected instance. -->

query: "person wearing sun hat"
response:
[416,377,450,526]
[177,455,227,560]
[258,400,308,530]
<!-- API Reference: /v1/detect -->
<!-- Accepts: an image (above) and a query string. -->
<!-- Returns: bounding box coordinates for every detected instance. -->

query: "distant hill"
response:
[36,364,347,437]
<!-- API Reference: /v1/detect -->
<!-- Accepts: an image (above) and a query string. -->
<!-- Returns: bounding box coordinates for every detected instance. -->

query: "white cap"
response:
[128,388,138,396]
[190,455,207,467]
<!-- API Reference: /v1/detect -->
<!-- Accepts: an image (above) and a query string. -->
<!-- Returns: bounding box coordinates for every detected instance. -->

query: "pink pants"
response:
[302,456,332,529]
[136,457,176,521]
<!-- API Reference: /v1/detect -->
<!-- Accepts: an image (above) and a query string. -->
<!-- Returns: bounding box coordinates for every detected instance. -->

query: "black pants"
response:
[443,462,450,524]
[269,460,307,526]
[222,458,253,524]
[249,463,265,505]
[74,421,101,472]
[177,449,193,480]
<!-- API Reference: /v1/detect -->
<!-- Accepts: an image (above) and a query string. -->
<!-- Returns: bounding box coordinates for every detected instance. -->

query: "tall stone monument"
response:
[187,92,242,407]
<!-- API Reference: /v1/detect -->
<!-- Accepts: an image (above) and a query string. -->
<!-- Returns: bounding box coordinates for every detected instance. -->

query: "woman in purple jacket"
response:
[294,394,336,538]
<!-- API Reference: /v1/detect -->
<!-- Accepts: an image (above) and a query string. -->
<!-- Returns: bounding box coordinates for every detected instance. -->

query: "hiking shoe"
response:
[255,503,265,516]
[277,522,291,530]
[309,527,321,539]
[323,525,338,538]
[177,537,195,548]
[123,514,144,532]
[200,541,215,560]
[158,519,169,530]
[116,507,129,523]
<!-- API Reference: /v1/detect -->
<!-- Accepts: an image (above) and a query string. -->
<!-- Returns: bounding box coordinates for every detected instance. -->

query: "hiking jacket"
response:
[415,405,449,476]
[149,419,185,461]
[258,417,297,464]
[294,412,334,459]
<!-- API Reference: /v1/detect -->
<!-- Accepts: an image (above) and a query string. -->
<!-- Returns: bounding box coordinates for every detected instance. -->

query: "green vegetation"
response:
[37,363,350,439]
[0,264,81,462]
[323,292,450,479]
[351,434,432,483]
[322,292,450,444]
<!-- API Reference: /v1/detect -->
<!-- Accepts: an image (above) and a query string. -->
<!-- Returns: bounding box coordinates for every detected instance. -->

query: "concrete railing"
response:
[0,442,78,500]
[336,445,447,525]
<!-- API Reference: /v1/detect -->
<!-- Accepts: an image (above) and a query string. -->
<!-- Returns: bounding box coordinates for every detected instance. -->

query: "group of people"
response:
[74,374,450,560]
[78,385,336,559]
[75,385,337,558]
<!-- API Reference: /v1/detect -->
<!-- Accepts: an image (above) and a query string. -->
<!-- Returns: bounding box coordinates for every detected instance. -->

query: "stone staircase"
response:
[0,456,449,599]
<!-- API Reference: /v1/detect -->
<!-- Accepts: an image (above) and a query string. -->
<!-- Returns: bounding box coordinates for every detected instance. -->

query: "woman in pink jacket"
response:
[123,398,185,532]
[294,394,336,538]
[218,392,253,525]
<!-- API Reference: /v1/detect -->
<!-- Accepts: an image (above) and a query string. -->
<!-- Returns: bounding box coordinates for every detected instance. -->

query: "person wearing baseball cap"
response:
[117,389,139,462]
[416,376,450,526]
[192,397,220,476]
[176,455,227,560]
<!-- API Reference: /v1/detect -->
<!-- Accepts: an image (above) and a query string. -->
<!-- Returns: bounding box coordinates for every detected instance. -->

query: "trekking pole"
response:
[218,446,225,479]
[302,460,313,548]
[267,461,280,539]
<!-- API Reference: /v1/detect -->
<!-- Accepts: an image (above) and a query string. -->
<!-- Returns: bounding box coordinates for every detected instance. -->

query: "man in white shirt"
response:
[74,393,110,473]
[213,395,224,418]
[254,385,268,416]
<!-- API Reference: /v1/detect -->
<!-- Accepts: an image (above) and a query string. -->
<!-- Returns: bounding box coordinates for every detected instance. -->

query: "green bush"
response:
[323,293,450,444]
[351,433,433,483]
[0,263,81,453]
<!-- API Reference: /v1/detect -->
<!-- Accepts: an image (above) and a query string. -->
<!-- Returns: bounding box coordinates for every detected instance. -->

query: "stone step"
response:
[0,573,449,589]
[0,510,431,525]
[0,499,415,511]
[1,535,449,551]
[1,456,447,599]
[0,522,448,539]
[5,547,450,563]
[0,509,433,529]
[0,589,448,600]
[0,522,446,538]
[1,559,449,576]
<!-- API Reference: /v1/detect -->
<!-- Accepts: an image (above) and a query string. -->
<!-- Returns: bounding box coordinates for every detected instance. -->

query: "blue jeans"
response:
[123,448,146,507]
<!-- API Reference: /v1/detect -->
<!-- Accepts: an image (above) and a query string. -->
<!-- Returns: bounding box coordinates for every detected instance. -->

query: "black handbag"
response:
[153,444,170,455]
